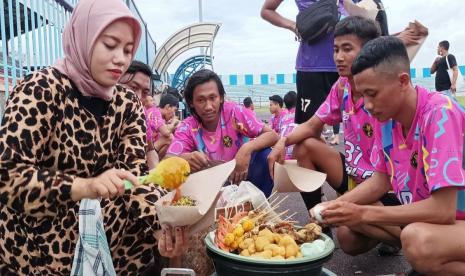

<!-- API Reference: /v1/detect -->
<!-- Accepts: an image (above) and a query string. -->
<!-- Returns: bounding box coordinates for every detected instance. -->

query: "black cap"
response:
[269,95,283,107]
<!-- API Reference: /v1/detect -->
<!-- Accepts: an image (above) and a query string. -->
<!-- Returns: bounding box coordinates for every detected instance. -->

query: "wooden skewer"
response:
[270,194,289,209]
[256,194,290,221]
[255,204,280,221]
[284,212,298,221]
[256,202,281,220]
[267,191,277,200]
[268,194,283,206]
[274,209,289,219]
[256,191,278,211]
[283,220,299,224]
[270,209,290,223]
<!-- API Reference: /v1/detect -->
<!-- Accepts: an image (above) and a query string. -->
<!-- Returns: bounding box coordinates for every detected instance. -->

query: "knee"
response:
[336,227,364,256]
[293,138,320,160]
[401,223,441,274]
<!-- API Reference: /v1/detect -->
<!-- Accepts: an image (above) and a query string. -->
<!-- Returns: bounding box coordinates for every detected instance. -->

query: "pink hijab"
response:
[53,0,142,100]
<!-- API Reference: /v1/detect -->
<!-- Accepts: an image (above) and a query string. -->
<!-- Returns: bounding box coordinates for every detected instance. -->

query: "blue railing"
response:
[1,0,73,100]
[1,0,157,115]
[126,0,157,67]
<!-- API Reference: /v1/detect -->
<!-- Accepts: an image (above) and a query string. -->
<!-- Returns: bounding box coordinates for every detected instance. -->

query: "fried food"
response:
[214,208,323,260]
[171,196,197,206]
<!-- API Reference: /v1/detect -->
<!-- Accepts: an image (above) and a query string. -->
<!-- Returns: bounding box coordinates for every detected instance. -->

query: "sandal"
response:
[378,243,401,256]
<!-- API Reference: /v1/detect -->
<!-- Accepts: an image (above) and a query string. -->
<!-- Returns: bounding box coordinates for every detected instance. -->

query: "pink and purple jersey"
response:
[316,77,376,184]
[370,86,465,219]
[279,108,297,159]
[145,106,165,144]
[167,102,264,161]
[270,110,288,133]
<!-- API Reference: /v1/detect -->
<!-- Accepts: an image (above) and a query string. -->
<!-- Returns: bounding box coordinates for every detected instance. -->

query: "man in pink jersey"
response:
[269,95,287,133]
[167,69,279,196]
[316,36,465,274]
[279,91,297,159]
[268,16,397,214]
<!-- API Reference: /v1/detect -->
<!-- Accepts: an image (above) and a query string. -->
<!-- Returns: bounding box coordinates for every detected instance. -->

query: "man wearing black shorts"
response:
[262,0,344,209]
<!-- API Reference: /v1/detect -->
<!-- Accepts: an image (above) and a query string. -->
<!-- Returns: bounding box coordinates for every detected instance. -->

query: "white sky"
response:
[135,0,465,75]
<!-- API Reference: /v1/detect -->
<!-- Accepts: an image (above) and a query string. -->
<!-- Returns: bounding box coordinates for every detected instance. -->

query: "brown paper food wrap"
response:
[273,160,326,193]
[343,0,379,21]
[394,20,429,62]
[154,160,236,232]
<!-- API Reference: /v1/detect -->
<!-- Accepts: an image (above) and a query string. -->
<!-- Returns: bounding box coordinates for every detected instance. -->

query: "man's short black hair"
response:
[283,91,297,109]
[352,36,410,79]
[126,60,153,77]
[183,69,226,122]
[335,16,381,44]
[439,40,450,51]
[269,95,283,108]
[121,60,154,94]
[165,86,182,101]
[243,97,253,108]
[159,94,179,109]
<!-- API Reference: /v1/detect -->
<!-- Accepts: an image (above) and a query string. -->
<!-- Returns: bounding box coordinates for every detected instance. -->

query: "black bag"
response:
[296,0,340,44]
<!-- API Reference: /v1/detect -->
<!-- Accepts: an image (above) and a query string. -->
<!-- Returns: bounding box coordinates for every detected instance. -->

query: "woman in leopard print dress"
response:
[0,0,187,274]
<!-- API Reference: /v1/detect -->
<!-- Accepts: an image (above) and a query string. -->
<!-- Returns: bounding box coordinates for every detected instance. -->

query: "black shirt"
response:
[435,54,457,91]
[67,79,111,119]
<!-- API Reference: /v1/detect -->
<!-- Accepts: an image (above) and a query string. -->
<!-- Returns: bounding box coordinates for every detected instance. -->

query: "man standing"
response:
[431,40,460,97]
[261,0,345,209]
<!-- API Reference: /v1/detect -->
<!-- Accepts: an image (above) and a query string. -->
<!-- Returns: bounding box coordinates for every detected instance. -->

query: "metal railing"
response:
[1,0,157,115]
[1,0,72,98]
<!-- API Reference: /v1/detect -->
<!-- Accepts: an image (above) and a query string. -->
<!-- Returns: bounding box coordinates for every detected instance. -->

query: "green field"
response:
[457,96,465,107]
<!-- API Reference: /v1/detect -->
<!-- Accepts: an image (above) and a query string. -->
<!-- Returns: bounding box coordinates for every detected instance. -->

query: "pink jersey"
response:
[371,86,465,219]
[145,106,165,144]
[279,108,296,159]
[316,77,376,184]
[270,109,288,133]
[167,102,265,161]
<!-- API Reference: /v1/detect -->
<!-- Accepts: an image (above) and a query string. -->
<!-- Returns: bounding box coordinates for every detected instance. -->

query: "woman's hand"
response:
[230,146,251,184]
[158,225,189,258]
[71,168,139,201]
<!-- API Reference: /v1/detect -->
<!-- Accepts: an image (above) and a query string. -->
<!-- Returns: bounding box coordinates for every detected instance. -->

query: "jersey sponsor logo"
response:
[363,122,373,138]
[222,135,233,147]
[410,151,418,169]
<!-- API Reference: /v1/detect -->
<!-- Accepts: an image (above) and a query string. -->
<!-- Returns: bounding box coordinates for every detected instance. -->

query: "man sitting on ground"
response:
[159,93,180,133]
[243,96,255,112]
[316,36,465,275]
[269,94,287,133]
[279,90,297,159]
[120,60,161,167]
[268,16,391,212]
[167,69,279,196]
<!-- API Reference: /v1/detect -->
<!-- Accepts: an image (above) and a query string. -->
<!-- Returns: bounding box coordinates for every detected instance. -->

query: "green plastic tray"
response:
[204,230,335,265]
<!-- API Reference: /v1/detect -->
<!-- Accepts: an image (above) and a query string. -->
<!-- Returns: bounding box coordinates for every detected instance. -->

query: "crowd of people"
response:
[0,0,464,275]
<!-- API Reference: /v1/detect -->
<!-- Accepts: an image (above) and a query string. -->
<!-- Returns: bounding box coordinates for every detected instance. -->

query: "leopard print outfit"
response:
[0,68,165,275]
